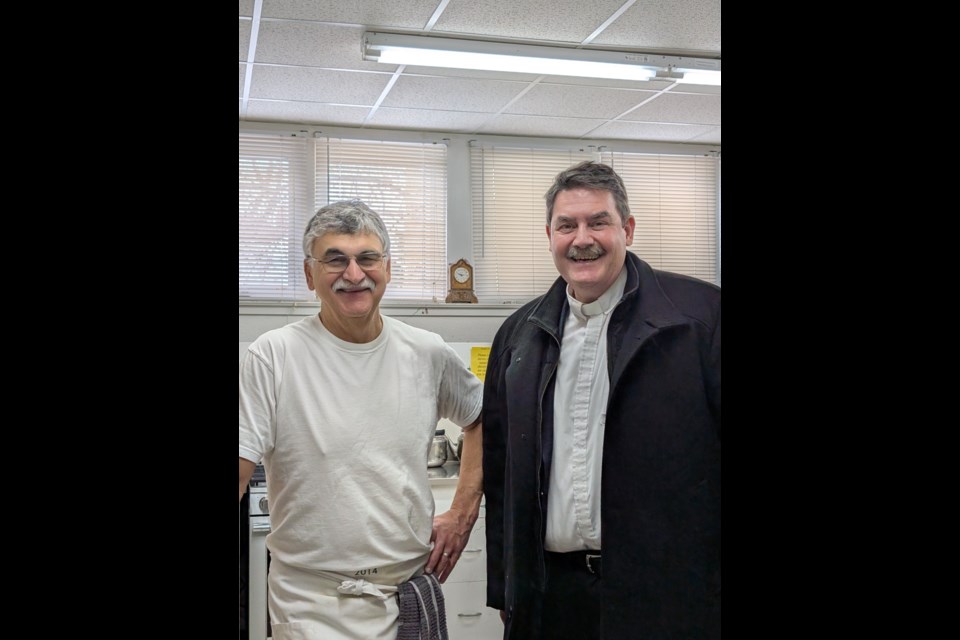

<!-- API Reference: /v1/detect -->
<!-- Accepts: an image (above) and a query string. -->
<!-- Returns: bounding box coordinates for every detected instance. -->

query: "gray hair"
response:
[302,199,391,259]
[543,161,631,225]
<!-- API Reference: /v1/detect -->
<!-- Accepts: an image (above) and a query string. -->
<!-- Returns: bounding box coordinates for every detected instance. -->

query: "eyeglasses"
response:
[309,252,387,273]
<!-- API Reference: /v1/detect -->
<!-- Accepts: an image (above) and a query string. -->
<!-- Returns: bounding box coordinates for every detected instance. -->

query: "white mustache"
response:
[333,276,376,292]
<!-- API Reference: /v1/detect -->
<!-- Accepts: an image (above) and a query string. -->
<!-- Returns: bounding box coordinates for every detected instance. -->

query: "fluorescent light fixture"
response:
[363,32,721,86]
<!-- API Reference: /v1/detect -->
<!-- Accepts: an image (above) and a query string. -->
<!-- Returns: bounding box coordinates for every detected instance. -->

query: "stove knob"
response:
[259,497,268,512]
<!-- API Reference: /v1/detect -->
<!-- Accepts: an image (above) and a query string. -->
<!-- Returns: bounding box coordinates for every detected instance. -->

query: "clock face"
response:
[454,266,471,284]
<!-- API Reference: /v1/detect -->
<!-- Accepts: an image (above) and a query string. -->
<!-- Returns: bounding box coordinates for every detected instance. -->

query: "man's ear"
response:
[304,260,315,290]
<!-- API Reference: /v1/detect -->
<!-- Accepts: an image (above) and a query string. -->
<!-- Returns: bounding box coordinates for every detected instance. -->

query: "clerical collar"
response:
[566,266,628,320]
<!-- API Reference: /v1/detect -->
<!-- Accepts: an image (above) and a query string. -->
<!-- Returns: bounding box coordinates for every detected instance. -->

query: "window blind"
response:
[239,135,314,301]
[239,134,448,302]
[470,147,597,304]
[601,151,718,286]
[470,145,718,303]
[315,138,448,302]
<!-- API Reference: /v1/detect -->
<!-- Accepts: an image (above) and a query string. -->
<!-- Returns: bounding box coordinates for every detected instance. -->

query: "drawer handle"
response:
[457,612,482,617]
[463,548,482,553]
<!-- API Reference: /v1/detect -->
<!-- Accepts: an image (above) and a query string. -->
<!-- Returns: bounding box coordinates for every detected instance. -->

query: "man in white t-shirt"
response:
[239,199,484,640]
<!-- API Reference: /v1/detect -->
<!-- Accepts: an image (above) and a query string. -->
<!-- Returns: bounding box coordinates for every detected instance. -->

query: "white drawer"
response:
[442,581,503,640]
[446,517,486,584]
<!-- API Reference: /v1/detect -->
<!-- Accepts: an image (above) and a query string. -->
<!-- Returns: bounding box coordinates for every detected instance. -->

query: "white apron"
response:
[268,556,425,640]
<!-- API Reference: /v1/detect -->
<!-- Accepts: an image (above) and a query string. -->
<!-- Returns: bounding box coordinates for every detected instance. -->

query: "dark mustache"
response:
[566,245,605,260]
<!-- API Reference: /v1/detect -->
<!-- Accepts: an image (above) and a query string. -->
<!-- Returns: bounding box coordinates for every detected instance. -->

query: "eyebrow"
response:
[554,211,614,224]
[320,248,381,257]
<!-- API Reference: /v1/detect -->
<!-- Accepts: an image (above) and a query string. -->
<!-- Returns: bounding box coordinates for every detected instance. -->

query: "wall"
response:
[239,121,719,324]
[240,302,512,344]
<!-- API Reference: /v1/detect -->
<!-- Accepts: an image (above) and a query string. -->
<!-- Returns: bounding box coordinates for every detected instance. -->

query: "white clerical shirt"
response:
[544,266,628,552]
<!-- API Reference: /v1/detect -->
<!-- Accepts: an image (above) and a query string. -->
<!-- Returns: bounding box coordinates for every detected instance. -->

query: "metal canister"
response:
[428,429,448,468]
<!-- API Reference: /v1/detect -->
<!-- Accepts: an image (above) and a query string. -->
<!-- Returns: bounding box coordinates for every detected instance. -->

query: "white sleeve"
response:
[437,343,483,428]
[239,345,277,462]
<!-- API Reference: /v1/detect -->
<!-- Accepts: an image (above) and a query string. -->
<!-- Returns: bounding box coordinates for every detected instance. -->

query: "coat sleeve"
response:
[482,328,510,611]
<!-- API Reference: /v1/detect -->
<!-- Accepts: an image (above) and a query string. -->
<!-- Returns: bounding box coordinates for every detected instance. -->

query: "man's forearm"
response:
[450,421,483,526]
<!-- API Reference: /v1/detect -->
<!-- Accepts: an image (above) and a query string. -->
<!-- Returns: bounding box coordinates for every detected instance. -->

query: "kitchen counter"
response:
[428,461,461,486]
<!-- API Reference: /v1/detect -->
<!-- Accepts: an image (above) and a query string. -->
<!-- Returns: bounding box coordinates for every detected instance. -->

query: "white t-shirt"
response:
[239,314,482,578]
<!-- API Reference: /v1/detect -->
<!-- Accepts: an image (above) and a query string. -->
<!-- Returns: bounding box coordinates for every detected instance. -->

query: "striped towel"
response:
[397,573,448,640]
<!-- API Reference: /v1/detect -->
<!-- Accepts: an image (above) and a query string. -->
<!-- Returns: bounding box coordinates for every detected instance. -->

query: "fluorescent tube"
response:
[364,33,720,86]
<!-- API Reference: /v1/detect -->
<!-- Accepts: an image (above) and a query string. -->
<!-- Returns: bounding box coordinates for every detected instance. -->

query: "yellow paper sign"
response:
[470,346,491,382]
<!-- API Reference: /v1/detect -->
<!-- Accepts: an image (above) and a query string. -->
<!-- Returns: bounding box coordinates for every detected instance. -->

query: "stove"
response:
[242,465,271,640]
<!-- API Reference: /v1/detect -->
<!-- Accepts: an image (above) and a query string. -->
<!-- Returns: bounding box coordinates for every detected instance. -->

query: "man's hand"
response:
[426,421,483,582]
[425,507,473,583]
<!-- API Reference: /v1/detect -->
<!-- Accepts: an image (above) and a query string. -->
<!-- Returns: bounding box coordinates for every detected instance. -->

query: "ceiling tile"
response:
[262,0,439,27]
[245,101,372,126]
[588,121,719,142]
[367,107,491,133]
[589,0,721,53]
[240,19,251,62]
[250,66,389,104]
[432,0,627,42]
[254,22,381,70]
[670,85,721,96]
[477,114,608,138]
[382,75,529,112]
[619,92,720,125]
[238,0,721,146]
[505,84,656,119]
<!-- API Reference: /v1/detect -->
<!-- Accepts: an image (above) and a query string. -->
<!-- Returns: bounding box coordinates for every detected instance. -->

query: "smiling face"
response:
[304,232,391,337]
[547,188,634,303]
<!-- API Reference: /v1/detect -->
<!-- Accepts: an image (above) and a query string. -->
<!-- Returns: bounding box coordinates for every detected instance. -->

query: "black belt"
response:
[545,550,602,576]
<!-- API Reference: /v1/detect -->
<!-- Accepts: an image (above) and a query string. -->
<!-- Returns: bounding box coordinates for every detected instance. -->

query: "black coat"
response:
[482,252,721,639]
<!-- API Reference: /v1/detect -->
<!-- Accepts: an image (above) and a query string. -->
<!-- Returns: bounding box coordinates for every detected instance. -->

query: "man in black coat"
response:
[483,161,720,639]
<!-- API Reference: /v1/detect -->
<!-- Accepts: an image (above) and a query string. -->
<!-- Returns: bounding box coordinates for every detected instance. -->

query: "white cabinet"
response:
[433,485,503,640]
[449,516,486,583]
[443,582,504,639]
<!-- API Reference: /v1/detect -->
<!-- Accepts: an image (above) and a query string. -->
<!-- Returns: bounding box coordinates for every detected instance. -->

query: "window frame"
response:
[239,123,721,309]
